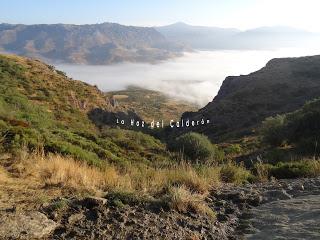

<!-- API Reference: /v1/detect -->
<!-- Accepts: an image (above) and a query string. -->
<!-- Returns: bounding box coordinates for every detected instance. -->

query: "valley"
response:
[0,53,320,239]
[2,1,320,239]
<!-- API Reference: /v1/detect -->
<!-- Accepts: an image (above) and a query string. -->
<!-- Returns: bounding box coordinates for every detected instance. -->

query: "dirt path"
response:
[246,194,320,240]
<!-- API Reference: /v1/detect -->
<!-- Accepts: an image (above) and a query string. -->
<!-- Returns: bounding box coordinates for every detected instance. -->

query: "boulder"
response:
[0,211,57,239]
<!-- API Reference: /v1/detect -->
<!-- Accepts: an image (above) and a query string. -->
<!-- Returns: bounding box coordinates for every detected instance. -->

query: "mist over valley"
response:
[57,47,320,106]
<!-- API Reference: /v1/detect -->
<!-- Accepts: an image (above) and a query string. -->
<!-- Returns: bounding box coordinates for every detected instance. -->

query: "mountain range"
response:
[0,23,186,65]
[156,22,320,50]
[1,22,320,65]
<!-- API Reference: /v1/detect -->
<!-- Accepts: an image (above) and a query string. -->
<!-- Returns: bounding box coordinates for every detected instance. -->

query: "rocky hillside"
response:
[183,55,320,141]
[0,23,185,64]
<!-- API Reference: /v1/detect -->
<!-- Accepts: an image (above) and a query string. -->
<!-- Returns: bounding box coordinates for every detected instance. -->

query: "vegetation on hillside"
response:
[252,98,320,180]
[184,55,320,141]
[0,54,254,217]
[260,98,320,156]
[1,54,320,218]
[106,86,198,123]
[0,55,172,168]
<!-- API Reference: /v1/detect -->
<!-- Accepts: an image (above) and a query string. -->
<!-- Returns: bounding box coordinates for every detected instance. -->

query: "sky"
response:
[1,0,320,31]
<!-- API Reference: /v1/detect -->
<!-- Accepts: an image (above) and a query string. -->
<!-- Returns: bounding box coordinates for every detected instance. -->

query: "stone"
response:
[82,196,107,208]
[0,211,57,239]
[263,189,292,202]
[68,213,85,224]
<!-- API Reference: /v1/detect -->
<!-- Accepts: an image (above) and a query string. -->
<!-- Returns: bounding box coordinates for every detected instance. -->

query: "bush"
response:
[44,139,101,167]
[259,99,320,157]
[223,144,243,156]
[260,115,286,147]
[220,163,252,184]
[170,132,223,163]
[254,160,320,179]
[269,160,320,179]
[1,126,43,151]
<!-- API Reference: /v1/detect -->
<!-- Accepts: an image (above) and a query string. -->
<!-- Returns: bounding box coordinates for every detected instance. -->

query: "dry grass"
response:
[308,159,320,176]
[11,153,210,194]
[113,163,221,195]
[5,151,253,216]
[11,151,248,195]
[13,153,129,192]
[167,186,215,218]
[0,166,9,183]
[164,165,220,193]
[254,161,271,182]
[220,162,252,184]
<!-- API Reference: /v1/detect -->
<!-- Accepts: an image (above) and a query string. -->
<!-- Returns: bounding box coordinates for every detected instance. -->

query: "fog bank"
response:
[57,48,320,107]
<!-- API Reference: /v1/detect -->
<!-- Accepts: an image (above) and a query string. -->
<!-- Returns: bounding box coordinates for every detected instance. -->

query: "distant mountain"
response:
[0,23,186,65]
[2,22,319,65]
[157,22,320,50]
[182,55,320,141]
[234,26,317,49]
[156,22,240,50]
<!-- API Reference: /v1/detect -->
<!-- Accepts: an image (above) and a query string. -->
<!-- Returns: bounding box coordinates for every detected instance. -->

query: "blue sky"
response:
[1,0,320,31]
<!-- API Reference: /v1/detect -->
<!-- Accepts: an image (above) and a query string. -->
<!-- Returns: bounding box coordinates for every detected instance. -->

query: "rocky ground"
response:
[1,177,320,239]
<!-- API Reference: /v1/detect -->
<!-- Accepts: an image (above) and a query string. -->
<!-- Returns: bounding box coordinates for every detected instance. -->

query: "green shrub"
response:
[220,163,252,184]
[269,161,318,179]
[1,126,42,151]
[264,148,292,164]
[107,190,149,206]
[44,138,101,167]
[223,144,243,156]
[170,132,223,163]
[259,99,320,157]
[254,160,320,179]
[260,115,286,147]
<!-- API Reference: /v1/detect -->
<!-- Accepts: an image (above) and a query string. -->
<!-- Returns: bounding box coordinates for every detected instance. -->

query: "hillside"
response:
[0,23,185,64]
[106,86,198,123]
[183,55,320,141]
[0,54,259,240]
[0,54,172,166]
[1,55,320,240]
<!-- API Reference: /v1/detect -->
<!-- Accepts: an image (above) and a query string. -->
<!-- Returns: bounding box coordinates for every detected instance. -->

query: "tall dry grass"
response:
[9,150,251,216]
[14,152,222,195]
[167,185,215,218]
[13,152,129,192]
[0,166,9,183]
